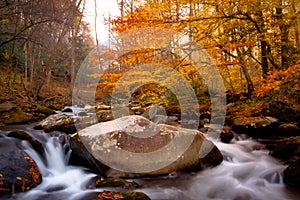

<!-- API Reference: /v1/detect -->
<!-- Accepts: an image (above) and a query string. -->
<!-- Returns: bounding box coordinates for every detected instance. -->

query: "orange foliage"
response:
[254,63,300,98]
[98,191,124,200]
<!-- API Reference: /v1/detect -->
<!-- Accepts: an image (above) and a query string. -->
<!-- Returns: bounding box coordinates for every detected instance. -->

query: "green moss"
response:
[97,178,140,189]
[35,105,55,115]
[3,107,32,124]
[121,192,151,200]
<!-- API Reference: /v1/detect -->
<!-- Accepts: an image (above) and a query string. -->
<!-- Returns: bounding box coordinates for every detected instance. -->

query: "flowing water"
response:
[1,125,299,200]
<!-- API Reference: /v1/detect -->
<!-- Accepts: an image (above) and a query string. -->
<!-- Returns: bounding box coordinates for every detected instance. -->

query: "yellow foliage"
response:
[254,63,300,98]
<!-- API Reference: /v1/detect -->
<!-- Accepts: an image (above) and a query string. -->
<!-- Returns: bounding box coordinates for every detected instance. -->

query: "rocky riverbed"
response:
[0,101,299,199]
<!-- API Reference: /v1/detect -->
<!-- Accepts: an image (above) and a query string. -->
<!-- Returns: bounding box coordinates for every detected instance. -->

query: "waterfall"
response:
[9,136,99,200]
[5,133,299,200]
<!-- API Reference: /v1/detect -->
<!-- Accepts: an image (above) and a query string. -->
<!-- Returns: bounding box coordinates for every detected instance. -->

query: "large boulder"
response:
[232,116,279,136]
[34,113,74,132]
[69,115,223,178]
[265,136,300,163]
[261,100,300,122]
[0,137,42,195]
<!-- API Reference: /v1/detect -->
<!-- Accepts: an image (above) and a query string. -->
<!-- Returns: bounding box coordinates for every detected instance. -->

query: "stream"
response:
[0,124,299,200]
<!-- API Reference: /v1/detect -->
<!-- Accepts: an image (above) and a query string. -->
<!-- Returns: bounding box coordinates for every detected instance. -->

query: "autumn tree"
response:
[0,0,93,101]
[109,0,300,96]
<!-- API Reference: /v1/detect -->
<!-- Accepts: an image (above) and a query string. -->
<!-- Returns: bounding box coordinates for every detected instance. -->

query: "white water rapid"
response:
[6,133,300,200]
[9,136,99,200]
[137,136,298,200]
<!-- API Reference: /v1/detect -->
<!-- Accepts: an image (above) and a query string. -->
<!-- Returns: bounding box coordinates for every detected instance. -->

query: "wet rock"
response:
[7,130,44,156]
[261,100,300,122]
[62,122,92,135]
[232,116,279,136]
[70,115,223,178]
[284,158,300,188]
[69,133,110,175]
[34,113,74,132]
[202,124,234,143]
[61,124,77,134]
[97,191,151,200]
[220,126,234,143]
[77,112,88,117]
[265,136,300,162]
[277,123,300,136]
[120,191,151,200]
[96,104,111,111]
[0,137,42,195]
[95,177,140,189]
[96,110,114,122]
[62,107,73,113]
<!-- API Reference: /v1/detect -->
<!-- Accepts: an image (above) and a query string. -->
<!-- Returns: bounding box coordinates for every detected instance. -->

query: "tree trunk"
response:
[276,1,290,69]
[291,0,299,51]
[237,48,254,96]
[71,28,76,90]
[260,40,269,77]
[24,40,28,83]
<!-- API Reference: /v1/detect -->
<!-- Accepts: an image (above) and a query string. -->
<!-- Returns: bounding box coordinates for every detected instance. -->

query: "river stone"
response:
[34,105,56,116]
[34,113,74,132]
[232,116,279,136]
[261,100,300,122]
[284,158,300,187]
[7,130,45,156]
[0,107,32,125]
[96,110,114,122]
[70,115,223,178]
[277,123,300,136]
[0,137,42,195]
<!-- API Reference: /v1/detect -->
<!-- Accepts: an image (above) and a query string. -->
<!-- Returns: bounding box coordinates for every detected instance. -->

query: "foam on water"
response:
[5,132,299,200]
[9,136,100,200]
[137,138,297,200]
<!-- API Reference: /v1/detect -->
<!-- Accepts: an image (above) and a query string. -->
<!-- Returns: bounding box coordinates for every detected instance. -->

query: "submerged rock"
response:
[70,115,223,178]
[0,137,42,195]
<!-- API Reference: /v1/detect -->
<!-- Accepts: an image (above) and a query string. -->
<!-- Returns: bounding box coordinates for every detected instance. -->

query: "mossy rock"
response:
[97,191,151,200]
[34,105,56,116]
[96,177,140,189]
[3,107,32,124]
[121,192,151,200]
